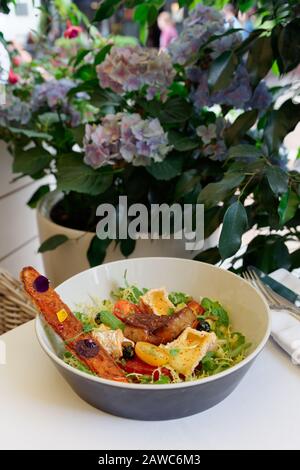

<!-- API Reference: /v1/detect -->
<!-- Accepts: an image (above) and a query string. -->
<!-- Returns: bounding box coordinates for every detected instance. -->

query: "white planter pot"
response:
[37,190,220,286]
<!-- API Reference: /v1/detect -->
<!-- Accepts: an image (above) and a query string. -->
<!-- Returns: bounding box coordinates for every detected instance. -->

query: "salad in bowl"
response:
[21,258,270,420]
[22,268,250,385]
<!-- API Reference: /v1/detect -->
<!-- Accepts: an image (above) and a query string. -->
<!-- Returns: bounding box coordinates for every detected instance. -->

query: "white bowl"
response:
[36,257,271,420]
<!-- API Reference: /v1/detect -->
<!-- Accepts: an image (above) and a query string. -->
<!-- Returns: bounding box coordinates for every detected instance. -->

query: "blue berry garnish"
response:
[75,339,99,358]
[33,275,49,293]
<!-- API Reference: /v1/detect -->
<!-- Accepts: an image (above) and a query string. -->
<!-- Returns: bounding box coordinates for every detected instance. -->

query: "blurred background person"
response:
[223,3,242,30]
[157,11,178,50]
[238,7,256,39]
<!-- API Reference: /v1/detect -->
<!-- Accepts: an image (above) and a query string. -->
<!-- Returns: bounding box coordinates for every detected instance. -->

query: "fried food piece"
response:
[21,267,127,382]
[124,307,197,345]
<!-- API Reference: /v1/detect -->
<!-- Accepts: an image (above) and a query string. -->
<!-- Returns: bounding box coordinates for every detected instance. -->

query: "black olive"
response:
[197,320,211,332]
[95,312,102,325]
[122,344,135,359]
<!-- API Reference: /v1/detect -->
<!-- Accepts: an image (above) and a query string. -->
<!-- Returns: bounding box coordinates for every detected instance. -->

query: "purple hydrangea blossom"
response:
[120,114,171,165]
[169,5,242,66]
[0,92,31,126]
[197,118,228,161]
[31,79,80,127]
[96,46,176,101]
[83,113,171,169]
[247,82,272,111]
[83,114,121,169]
[191,64,270,111]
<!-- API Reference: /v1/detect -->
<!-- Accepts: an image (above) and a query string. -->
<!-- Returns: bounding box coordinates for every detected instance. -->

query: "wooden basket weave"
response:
[0,268,37,335]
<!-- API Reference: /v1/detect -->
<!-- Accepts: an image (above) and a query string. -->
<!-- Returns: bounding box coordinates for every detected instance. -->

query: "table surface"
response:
[1,318,299,450]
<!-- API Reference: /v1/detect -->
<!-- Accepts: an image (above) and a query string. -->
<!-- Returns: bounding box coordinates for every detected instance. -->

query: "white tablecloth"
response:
[1,270,300,450]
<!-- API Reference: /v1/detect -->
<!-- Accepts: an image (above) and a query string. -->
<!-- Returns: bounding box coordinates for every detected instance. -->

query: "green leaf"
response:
[168,291,191,306]
[139,22,149,46]
[228,144,263,160]
[93,0,121,22]
[94,44,113,65]
[204,206,224,239]
[134,4,149,23]
[87,236,111,267]
[278,190,300,226]
[159,97,193,124]
[219,201,248,260]
[38,112,60,127]
[38,235,69,253]
[8,127,52,141]
[174,170,200,200]
[168,130,199,151]
[74,64,97,81]
[246,36,273,85]
[120,238,136,257]
[266,166,289,195]
[225,110,258,146]
[56,153,113,195]
[27,185,50,209]
[194,247,221,265]
[201,298,229,326]
[208,51,238,93]
[264,100,300,154]
[198,172,245,209]
[276,19,300,74]
[290,248,300,270]
[146,154,183,181]
[238,0,256,12]
[73,49,90,67]
[243,235,291,273]
[13,147,52,176]
[67,79,99,97]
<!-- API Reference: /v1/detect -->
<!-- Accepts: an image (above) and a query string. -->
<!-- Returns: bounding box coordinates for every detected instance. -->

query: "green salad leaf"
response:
[168,291,191,306]
[201,297,229,326]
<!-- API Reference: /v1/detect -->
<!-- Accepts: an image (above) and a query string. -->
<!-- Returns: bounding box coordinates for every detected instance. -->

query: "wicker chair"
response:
[0,268,37,335]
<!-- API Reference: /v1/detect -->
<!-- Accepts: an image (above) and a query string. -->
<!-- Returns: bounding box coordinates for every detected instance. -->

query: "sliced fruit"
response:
[135,341,170,367]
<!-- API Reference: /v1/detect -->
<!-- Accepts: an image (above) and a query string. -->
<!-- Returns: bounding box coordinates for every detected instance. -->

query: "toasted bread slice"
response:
[21,266,127,382]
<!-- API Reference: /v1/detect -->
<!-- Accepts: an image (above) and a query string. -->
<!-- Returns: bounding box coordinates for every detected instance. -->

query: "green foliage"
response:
[38,235,69,253]
[87,236,112,267]
[219,201,248,260]
[208,51,238,93]
[27,185,51,209]
[5,0,300,273]
[56,154,114,195]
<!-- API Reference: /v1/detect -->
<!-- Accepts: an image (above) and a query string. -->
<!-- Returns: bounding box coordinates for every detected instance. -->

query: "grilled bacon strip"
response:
[21,267,127,382]
[124,307,197,345]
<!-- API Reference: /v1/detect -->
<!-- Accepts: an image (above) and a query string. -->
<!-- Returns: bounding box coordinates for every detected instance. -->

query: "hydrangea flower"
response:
[196,123,217,144]
[96,46,175,101]
[31,79,75,110]
[197,118,227,161]
[31,79,81,127]
[83,113,171,169]
[248,82,272,111]
[120,114,171,165]
[83,114,121,169]
[169,5,241,66]
[0,92,31,126]
[191,65,270,111]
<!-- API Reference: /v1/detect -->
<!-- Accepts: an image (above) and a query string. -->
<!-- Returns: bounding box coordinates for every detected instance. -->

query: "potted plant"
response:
[1,0,300,285]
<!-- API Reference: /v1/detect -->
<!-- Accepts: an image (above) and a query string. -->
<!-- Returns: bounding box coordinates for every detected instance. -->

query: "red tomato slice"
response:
[187,300,205,316]
[113,300,140,320]
[124,357,171,381]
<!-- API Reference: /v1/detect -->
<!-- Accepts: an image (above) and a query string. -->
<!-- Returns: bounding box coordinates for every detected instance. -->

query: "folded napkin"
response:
[269,269,300,362]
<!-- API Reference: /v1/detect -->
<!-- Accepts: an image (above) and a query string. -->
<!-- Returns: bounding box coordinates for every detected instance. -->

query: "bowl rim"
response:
[35,257,271,390]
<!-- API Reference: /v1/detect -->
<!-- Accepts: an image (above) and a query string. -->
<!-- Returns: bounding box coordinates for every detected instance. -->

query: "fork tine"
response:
[246,268,278,305]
